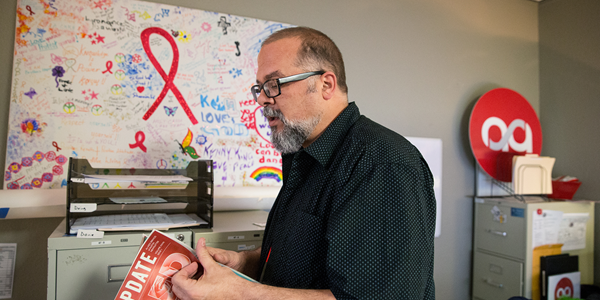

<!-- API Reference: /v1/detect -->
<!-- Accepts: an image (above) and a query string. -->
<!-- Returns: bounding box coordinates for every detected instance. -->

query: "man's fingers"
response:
[207,246,235,266]
[171,262,199,300]
[173,261,199,282]
[212,252,230,265]
[196,238,217,268]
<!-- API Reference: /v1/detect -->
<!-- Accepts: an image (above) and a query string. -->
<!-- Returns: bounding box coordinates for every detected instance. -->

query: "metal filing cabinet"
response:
[47,210,269,300]
[192,210,269,252]
[47,219,193,300]
[472,197,595,300]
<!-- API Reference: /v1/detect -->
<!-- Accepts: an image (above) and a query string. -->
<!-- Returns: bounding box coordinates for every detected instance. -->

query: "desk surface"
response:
[200,210,269,233]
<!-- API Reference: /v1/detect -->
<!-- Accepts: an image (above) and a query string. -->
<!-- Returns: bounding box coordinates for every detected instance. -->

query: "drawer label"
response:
[511,207,525,218]
[92,240,112,245]
[70,203,97,213]
[238,244,256,251]
[228,235,245,240]
[77,229,104,239]
[488,263,503,275]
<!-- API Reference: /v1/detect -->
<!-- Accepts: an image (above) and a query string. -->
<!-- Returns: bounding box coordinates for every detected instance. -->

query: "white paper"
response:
[491,205,507,223]
[558,213,589,251]
[109,197,167,204]
[80,175,192,183]
[0,244,17,299]
[406,137,442,237]
[70,213,207,233]
[532,209,563,249]
[168,214,207,226]
[547,271,580,300]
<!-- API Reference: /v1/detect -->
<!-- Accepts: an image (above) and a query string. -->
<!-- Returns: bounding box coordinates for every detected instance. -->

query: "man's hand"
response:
[172,238,335,300]
[206,243,262,279]
[172,238,255,300]
[206,245,245,272]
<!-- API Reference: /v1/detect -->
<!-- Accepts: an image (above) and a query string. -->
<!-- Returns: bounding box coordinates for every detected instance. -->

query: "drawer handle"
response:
[486,229,507,237]
[483,278,504,289]
[108,264,131,283]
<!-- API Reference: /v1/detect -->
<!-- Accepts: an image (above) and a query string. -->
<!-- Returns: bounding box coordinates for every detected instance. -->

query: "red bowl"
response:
[548,180,582,200]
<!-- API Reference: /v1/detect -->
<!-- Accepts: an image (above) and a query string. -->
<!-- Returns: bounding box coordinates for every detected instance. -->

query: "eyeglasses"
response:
[251,71,325,104]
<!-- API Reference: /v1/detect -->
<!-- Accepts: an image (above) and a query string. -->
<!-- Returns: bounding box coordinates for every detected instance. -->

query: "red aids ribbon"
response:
[52,141,61,152]
[26,5,34,15]
[140,27,198,125]
[102,61,113,74]
[129,131,147,152]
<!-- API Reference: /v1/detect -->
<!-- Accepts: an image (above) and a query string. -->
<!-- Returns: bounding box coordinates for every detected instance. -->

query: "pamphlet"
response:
[115,230,257,300]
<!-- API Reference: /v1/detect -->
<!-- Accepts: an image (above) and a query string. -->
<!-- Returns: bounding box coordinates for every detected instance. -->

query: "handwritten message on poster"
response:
[6,0,290,189]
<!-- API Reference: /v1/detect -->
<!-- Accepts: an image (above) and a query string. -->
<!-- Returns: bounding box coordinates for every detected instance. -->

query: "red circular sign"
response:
[469,88,542,181]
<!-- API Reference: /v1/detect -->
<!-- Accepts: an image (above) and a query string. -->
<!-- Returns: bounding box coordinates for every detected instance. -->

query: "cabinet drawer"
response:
[206,241,262,252]
[55,246,139,300]
[473,251,523,300]
[195,230,263,244]
[475,203,525,259]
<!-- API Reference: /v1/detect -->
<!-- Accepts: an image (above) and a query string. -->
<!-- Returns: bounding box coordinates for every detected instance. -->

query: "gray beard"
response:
[262,107,321,154]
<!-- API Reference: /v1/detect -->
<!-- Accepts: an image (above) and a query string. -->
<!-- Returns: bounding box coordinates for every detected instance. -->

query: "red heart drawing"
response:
[137,86,145,93]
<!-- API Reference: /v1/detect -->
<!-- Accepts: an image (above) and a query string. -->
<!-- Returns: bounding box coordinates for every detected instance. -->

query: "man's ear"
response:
[321,72,337,100]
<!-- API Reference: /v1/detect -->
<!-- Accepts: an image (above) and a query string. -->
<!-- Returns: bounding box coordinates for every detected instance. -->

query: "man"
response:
[172,26,436,300]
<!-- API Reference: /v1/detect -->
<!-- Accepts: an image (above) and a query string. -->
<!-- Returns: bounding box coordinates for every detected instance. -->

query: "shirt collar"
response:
[303,102,361,167]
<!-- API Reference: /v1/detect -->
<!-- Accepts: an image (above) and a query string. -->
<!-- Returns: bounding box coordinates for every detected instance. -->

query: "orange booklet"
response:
[115,229,257,300]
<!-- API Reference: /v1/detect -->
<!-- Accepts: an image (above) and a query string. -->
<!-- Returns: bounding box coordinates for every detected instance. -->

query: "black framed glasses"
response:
[251,71,325,104]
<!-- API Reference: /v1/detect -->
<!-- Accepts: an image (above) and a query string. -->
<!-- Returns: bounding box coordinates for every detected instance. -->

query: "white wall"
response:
[0,0,539,298]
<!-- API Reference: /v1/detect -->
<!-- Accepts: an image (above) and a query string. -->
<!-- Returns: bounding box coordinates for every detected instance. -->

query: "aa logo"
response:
[469,88,542,180]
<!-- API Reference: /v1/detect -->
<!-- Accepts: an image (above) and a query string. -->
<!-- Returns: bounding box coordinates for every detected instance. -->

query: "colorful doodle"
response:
[24,87,37,99]
[176,129,199,159]
[163,106,177,116]
[6,0,291,189]
[51,65,64,87]
[250,166,283,183]
[140,27,197,124]
[91,104,103,116]
[63,102,76,114]
[20,118,43,135]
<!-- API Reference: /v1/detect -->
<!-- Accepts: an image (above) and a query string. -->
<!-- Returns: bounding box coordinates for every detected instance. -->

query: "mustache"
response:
[262,107,284,119]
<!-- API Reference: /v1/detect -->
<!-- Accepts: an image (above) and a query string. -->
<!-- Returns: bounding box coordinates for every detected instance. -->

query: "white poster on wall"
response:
[6,0,292,189]
[407,137,442,238]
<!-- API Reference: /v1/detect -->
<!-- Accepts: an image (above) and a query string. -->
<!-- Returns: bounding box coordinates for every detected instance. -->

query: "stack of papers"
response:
[73,175,193,183]
[71,175,192,190]
[70,213,206,234]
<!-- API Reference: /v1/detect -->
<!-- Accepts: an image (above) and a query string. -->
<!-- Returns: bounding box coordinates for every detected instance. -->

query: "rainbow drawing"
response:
[250,167,283,182]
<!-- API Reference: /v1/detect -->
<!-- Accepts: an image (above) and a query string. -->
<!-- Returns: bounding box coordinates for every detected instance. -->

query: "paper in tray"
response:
[72,174,191,190]
[87,182,189,190]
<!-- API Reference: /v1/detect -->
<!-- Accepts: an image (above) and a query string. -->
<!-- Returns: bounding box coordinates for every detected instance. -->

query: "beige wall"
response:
[0,0,540,299]
[539,0,600,286]
[0,218,63,300]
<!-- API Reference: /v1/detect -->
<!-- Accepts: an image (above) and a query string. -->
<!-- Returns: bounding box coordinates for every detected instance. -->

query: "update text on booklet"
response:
[115,230,257,300]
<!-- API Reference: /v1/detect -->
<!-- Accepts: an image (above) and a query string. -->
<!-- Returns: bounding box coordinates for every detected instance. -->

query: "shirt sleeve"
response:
[325,161,436,300]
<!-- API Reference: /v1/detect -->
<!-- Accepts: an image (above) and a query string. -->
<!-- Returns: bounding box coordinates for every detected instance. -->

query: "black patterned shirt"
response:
[259,102,436,299]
